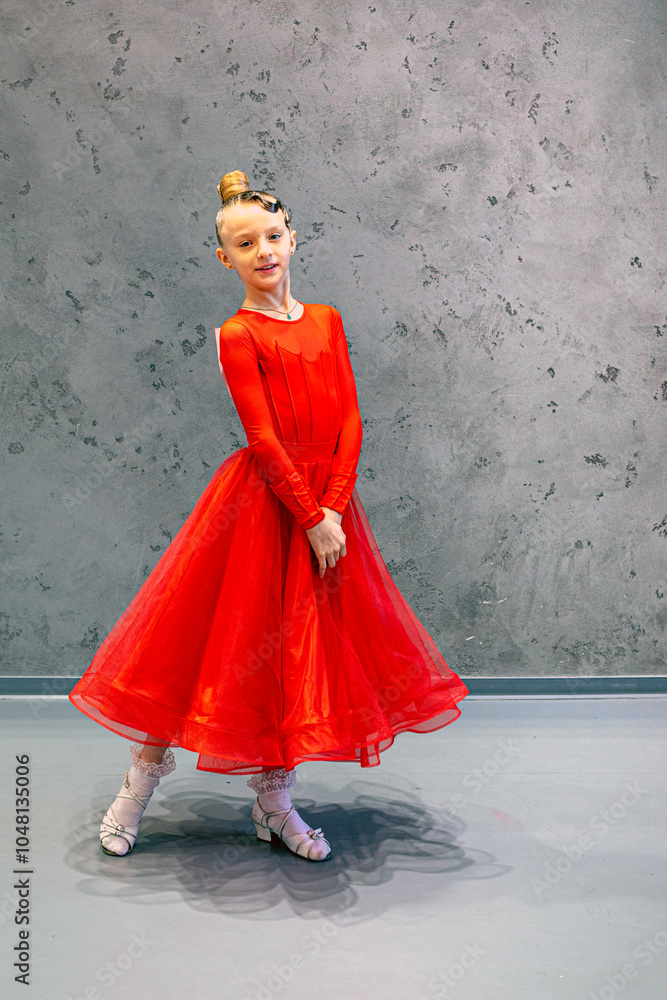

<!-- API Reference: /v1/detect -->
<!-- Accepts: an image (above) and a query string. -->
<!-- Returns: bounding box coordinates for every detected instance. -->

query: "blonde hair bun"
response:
[218,170,250,204]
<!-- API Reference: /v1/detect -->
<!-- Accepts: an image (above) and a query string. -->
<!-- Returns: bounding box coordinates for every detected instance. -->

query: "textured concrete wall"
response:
[1,0,665,678]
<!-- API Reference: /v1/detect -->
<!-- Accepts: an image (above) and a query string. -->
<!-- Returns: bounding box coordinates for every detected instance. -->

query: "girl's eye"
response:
[239,241,252,248]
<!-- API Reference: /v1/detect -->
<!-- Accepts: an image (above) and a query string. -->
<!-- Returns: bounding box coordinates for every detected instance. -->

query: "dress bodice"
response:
[215,303,363,528]
[249,310,344,445]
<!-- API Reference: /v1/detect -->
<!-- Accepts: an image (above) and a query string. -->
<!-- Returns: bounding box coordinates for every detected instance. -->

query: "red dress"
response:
[69,303,469,773]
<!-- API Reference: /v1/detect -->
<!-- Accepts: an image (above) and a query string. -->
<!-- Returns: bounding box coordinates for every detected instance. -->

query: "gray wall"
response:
[1,0,665,679]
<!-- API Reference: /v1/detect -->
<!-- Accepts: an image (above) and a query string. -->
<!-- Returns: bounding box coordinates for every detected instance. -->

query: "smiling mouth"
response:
[257,263,277,271]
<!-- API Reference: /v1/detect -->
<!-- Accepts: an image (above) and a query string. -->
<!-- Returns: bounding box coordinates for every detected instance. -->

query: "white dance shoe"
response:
[99,746,176,856]
[252,796,332,861]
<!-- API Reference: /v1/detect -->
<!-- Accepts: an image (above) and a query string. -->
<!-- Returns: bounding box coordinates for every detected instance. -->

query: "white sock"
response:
[110,766,159,827]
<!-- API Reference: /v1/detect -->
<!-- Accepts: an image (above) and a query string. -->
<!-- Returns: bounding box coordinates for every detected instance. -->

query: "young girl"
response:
[69,170,469,863]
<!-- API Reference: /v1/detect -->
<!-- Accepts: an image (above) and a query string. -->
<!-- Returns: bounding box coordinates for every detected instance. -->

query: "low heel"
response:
[254,821,272,842]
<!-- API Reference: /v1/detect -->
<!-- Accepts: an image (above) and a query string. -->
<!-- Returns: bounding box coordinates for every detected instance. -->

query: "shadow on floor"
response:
[65,778,512,921]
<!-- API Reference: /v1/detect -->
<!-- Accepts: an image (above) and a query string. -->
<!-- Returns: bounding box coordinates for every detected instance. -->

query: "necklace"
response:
[242,297,297,320]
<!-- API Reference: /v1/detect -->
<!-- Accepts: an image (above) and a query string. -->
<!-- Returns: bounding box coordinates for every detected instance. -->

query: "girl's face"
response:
[216,202,296,294]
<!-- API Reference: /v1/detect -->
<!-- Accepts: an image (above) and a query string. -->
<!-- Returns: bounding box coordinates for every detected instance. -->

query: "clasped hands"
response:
[305,507,347,578]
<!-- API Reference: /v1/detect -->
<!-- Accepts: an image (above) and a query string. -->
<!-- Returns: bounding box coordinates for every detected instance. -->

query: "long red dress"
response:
[69,303,469,773]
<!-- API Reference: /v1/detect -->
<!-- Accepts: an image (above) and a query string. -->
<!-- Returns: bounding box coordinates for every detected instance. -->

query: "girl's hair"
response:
[215,170,291,248]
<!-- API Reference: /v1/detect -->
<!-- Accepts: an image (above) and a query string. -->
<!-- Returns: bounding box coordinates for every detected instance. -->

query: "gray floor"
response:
[0,696,665,1000]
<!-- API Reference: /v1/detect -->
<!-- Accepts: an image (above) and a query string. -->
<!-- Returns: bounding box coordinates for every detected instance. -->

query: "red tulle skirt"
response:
[69,445,469,773]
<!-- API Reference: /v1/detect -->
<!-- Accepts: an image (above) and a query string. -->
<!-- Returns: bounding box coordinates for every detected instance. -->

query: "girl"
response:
[69,170,469,863]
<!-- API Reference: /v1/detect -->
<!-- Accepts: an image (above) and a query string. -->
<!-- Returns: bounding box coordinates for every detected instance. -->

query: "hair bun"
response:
[218,170,250,204]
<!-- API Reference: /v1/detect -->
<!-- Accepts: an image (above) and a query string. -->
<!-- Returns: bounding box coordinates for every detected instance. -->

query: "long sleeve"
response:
[217,321,326,529]
[319,309,363,514]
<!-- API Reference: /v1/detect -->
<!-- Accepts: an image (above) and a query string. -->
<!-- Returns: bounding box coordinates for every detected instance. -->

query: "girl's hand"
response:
[305,507,346,577]
[321,506,342,525]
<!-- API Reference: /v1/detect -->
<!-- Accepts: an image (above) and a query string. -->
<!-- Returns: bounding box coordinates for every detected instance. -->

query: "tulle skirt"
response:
[69,444,469,773]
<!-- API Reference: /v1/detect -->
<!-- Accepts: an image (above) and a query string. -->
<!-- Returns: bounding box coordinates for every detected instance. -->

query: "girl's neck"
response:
[241,276,294,314]
[241,294,297,315]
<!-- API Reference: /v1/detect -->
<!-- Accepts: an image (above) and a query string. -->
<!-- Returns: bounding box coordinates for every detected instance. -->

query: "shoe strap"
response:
[102,805,136,837]
[122,770,154,808]
[278,805,295,839]
[256,798,330,854]
[256,799,297,838]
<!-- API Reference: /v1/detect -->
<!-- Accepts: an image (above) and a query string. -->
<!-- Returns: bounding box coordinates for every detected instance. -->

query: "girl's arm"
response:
[217,320,326,529]
[319,309,363,514]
